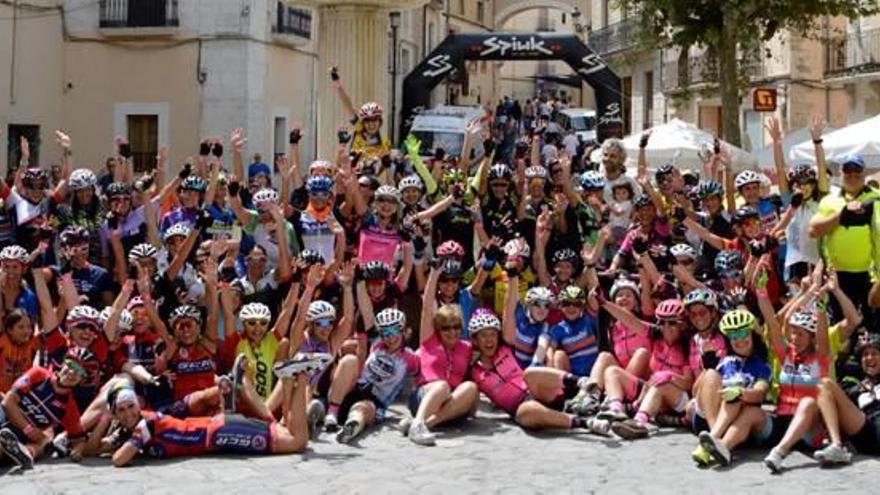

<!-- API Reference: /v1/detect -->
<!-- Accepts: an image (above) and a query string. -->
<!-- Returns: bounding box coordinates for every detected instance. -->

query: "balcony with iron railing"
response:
[587,18,635,57]
[273,3,312,40]
[99,0,179,29]
[825,28,880,77]
[662,53,764,92]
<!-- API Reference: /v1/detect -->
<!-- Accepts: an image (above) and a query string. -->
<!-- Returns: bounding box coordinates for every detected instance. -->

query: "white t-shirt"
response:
[784,200,820,267]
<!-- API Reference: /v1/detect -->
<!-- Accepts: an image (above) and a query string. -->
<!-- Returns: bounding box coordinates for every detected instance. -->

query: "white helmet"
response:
[375,185,401,203]
[0,245,29,263]
[376,308,406,329]
[253,188,279,209]
[309,160,332,174]
[525,287,554,306]
[670,243,697,260]
[468,310,501,336]
[788,311,818,334]
[307,300,336,322]
[239,302,272,321]
[163,223,191,242]
[99,307,132,332]
[398,175,423,192]
[69,169,97,190]
[170,305,202,326]
[610,278,640,299]
[524,165,548,180]
[503,238,531,259]
[128,243,158,262]
[66,305,101,327]
[734,170,761,190]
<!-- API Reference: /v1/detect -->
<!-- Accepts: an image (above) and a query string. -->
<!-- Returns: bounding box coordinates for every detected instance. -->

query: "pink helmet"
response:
[655,299,685,321]
[436,240,465,260]
[358,102,384,120]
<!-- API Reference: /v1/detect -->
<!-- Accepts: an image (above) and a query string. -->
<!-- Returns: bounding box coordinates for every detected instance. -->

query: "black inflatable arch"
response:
[401,32,623,141]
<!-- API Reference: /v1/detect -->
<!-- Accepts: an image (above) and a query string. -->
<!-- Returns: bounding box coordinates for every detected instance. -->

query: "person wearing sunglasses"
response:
[598,299,693,439]
[689,308,771,467]
[776,164,825,294]
[331,308,419,444]
[331,67,390,163]
[0,347,97,469]
[683,288,728,429]
[547,285,598,378]
[504,286,555,370]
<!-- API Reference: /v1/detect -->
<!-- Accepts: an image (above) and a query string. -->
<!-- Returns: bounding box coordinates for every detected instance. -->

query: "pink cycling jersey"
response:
[610,321,652,368]
[470,346,529,416]
[649,338,689,377]
[417,333,471,388]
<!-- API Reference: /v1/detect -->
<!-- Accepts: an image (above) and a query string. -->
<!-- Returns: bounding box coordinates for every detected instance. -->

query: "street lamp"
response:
[389,11,401,144]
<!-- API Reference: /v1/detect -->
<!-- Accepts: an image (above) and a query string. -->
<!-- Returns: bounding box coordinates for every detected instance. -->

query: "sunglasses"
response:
[313,318,334,328]
[379,326,403,339]
[560,301,583,308]
[726,328,751,341]
[63,359,89,379]
[72,322,99,334]
[376,197,397,204]
[530,301,552,309]
[657,319,681,327]
[720,270,742,280]
[490,182,508,188]
[676,258,695,266]
[310,191,330,198]
[244,319,270,327]
[439,324,461,332]
[439,277,460,284]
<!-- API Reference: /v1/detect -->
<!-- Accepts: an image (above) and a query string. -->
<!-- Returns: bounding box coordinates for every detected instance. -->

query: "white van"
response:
[409,105,488,159]
[555,108,597,142]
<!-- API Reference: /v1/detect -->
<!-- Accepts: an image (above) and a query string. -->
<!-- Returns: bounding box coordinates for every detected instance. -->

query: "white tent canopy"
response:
[790,114,880,170]
[755,126,836,171]
[620,118,757,172]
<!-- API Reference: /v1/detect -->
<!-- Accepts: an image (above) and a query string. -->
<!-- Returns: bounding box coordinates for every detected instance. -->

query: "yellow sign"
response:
[753,88,777,112]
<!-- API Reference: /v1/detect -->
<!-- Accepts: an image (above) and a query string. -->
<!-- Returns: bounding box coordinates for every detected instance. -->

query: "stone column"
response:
[290,0,426,158]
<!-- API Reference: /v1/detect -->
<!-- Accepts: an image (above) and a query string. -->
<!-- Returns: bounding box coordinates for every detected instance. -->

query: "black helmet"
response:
[440,259,463,279]
[362,261,390,281]
[106,181,132,198]
[732,206,760,225]
[60,226,89,247]
[299,249,325,266]
[633,195,652,208]
[552,248,578,265]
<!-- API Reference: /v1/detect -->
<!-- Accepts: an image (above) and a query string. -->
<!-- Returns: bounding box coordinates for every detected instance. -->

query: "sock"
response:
[607,398,624,413]
[562,373,581,398]
[570,416,584,429]
[634,411,650,425]
[328,404,340,416]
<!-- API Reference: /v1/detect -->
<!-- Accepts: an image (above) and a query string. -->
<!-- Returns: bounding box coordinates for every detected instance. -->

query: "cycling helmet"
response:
[856,333,880,357]
[714,250,744,273]
[436,240,465,259]
[732,206,760,225]
[63,347,99,381]
[126,296,145,312]
[655,299,686,321]
[697,180,724,199]
[306,175,334,195]
[170,305,202,326]
[552,248,578,265]
[60,226,89,247]
[557,285,585,304]
[670,243,697,260]
[468,308,501,336]
[524,165,548,180]
[440,259,464,279]
[0,244,30,264]
[69,169,97,190]
[128,243,159,262]
[99,307,132,332]
[734,170,761,190]
[376,308,406,330]
[610,278,640,299]
[655,164,675,180]
[22,168,48,188]
[163,222,191,242]
[0,245,29,263]
[503,239,531,259]
[299,249,325,266]
[375,185,401,203]
[525,287,554,306]
[579,170,606,191]
[309,160,332,175]
[788,311,818,334]
[307,300,336,322]
[230,278,256,296]
[180,176,207,193]
[683,288,718,310]
[106,181,132,198]
[239,302,272,322]
[442,169,466,187]
[787,163,817,183]
[362,261,391,281]
[358,102,384,120]
[718,309,756,335]
[633,194,652,208]
[398,175,423,192]
[488,164,513,181]
[66,305,101,329]
[252,188,279,208]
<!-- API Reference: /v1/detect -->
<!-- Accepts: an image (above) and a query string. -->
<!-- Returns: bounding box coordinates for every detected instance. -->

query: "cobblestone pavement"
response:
[2,405,877,494]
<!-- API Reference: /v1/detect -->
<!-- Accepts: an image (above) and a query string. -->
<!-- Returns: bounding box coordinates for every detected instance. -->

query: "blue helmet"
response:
[180,176,207,192]
[306,175,334,195]
[579,170,605,191]
[714,250,744,273]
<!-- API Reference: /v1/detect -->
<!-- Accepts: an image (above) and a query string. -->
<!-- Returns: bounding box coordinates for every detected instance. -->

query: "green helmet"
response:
[556,285,585,304]
[719,309,756,336]
[442,169,466,187]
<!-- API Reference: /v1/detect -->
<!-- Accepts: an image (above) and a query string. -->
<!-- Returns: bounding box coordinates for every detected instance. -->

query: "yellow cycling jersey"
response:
[351,120,391,162]
[235,331,282,399]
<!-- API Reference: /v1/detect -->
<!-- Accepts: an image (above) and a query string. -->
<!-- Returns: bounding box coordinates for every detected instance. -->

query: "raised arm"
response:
[501,273,519,346]
[330,67,358,120]
[32,268,59,331]
[230,129,246,182]
[203,155,221,208]
[103,280,134,344]
[287,124,304,191]
[721,156,736,216]
[51,130,73,200]
[533,208,552,287]
[602,299,650,334]
[765,117,789,194]
[394,242,414,292]
[227,180,254,227]
[289,265,323,354]
[268,205,292,282]
[330,261,356,353]
[420,264,441,344]
[683,216,728,251]
[403,134,438,196]
[755,268,784,359]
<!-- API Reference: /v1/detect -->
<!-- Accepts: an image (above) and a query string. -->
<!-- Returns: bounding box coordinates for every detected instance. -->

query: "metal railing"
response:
[274,3,312,38]
[662,53,764,91]
[587,18,635,56]
[826,28,880,76]
[100,0,179,28]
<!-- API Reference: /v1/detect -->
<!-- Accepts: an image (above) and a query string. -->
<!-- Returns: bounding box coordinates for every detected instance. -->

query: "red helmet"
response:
[436,240,465,259]
[358,102,383,120]
[655,299,685,321]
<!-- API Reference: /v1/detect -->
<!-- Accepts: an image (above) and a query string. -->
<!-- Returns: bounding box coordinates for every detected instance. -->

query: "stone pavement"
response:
[2,405,877,494]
